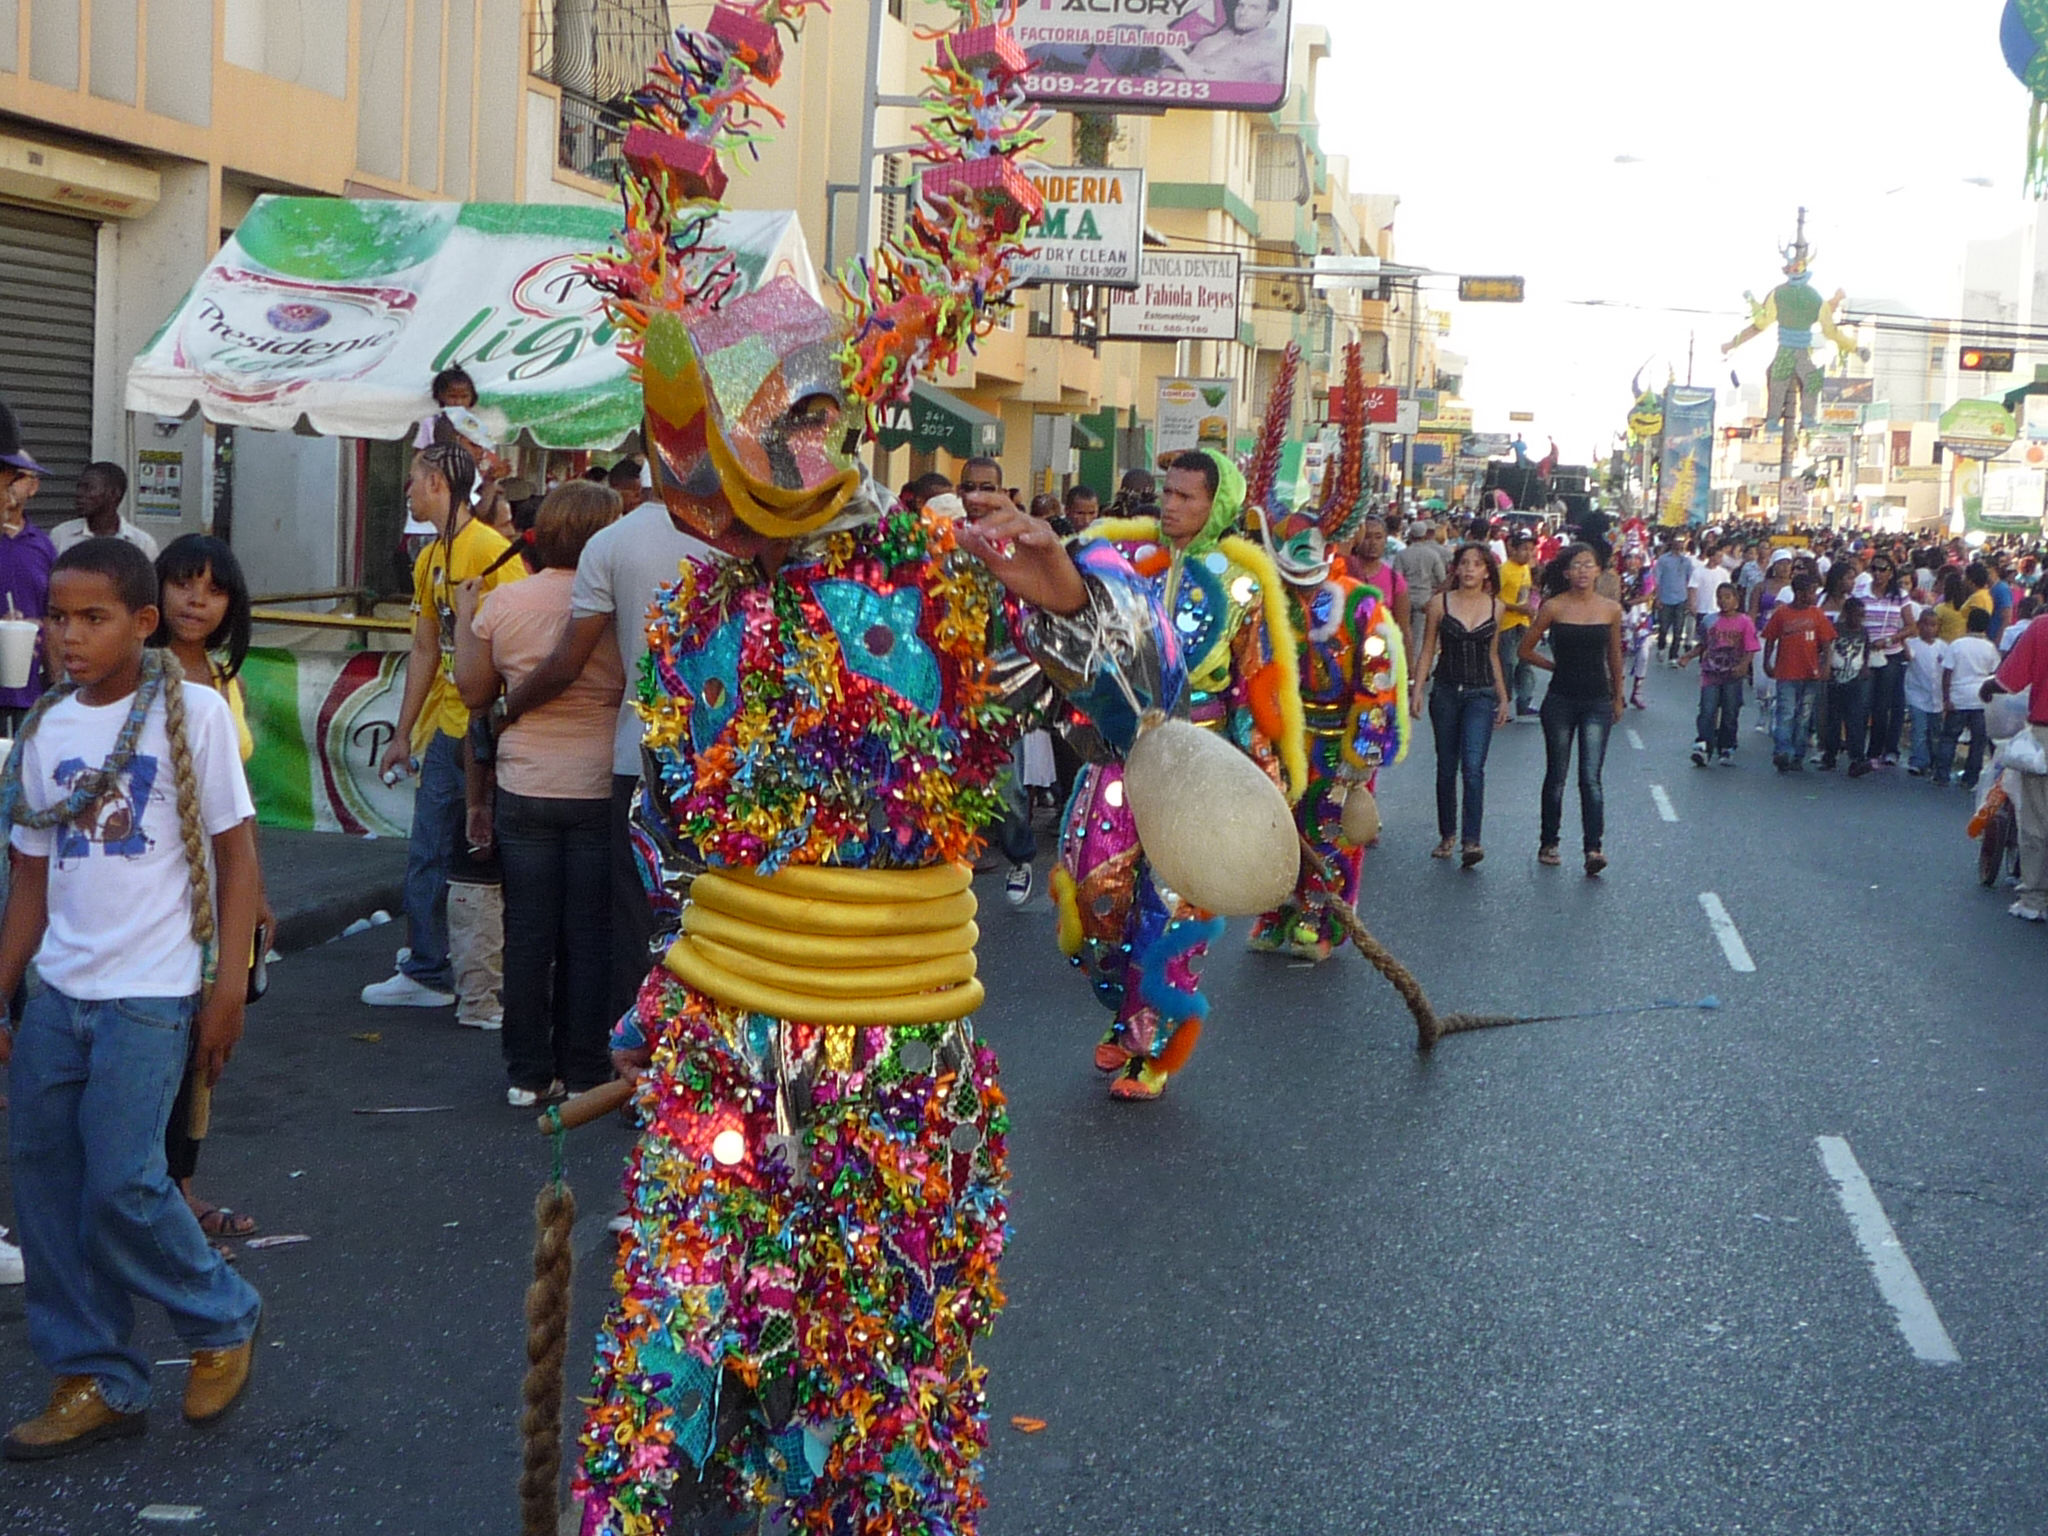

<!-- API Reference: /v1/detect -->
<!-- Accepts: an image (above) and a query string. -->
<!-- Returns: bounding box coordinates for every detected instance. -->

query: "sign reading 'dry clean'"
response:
[1015,0,1292,112]
[1104,253,1240,342]
[1014,168,1146,287]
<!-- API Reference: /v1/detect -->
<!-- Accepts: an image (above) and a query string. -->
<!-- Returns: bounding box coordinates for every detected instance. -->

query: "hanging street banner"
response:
[1015,168,1146,287]
[1155,377,1236,455]
[1104,252,1241,341]
[128,197,816,449]
[1015,0,1293,112]
[1979,466,2048,529]
[1657,385,1716,527]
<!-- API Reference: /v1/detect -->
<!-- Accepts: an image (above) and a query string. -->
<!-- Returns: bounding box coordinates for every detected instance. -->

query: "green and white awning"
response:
[127,197,816,450]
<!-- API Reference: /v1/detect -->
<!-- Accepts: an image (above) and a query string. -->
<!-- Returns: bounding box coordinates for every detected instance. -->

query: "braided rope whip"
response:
[1298,837,1532,1050]
[521,1113,577,1536]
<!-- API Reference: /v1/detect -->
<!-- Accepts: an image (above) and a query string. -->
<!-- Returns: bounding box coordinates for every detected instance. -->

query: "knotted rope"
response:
[522,1079,634,1535]
[1300,838,1717,1049]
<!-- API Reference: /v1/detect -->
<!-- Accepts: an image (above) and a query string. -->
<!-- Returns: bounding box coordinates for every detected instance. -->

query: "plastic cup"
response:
[0,619,38,690]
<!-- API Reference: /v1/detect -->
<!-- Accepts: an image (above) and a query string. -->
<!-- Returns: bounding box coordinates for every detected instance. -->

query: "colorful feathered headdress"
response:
[585,1,1044,548]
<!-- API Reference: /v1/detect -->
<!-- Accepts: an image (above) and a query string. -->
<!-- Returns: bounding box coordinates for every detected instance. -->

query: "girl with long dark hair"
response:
[1410,543,1510,866]
[1520,543,1625,874]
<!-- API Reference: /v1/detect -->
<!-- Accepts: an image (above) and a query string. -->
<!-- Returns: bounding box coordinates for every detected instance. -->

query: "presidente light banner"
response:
[128,197,815,450]
[1015,0,1293,112]
[1658,385,1716,527]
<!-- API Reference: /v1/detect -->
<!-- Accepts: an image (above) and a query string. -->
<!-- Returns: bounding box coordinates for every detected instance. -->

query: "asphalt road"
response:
[3,656,2046,1535]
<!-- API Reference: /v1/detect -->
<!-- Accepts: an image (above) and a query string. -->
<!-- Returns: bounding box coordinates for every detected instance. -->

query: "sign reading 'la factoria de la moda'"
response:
[1103,253,1241,342]
[1014,0,1293,112]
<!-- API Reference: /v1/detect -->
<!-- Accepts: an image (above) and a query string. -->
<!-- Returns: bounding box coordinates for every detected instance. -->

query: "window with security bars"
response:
[532,0,672,180]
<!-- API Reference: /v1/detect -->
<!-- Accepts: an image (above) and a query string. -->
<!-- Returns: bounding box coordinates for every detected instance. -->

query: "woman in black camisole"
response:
[1410,543,1511,865]
[1518,543,1626,874]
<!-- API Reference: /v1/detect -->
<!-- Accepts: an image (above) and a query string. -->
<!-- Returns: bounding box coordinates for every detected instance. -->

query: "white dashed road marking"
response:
[1815,1136,1961,1365]
[1649,785,1679,822]
[1697,892,1755,972]
[1626,728,1646,751]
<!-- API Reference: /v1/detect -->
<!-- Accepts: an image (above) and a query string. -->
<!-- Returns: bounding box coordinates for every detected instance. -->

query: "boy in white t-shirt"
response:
[1902,606,1949,777]
[0,539,262,1459]
[1938,607,2003,790]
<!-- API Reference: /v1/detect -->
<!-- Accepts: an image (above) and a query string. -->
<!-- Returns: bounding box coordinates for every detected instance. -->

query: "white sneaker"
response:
[1005,863,1034,906]
[360,972,456,1008]
[458,1012,504,1031]
[506,1081,564,1108]
[2009,900,2046,924]
[0,1231,23,1286]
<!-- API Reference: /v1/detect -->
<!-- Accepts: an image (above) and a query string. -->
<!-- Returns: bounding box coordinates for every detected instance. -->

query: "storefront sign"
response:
[1155,377,1235,455]
[1015,0,1293,112]
[1016,168,1145,288]
[1104,253,1240,341]
[1938,398,2019,462]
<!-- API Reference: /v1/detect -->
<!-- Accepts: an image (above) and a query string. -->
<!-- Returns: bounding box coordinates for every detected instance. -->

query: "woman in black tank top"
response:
[1518,543,1626,874]
[1410,543,1510,865]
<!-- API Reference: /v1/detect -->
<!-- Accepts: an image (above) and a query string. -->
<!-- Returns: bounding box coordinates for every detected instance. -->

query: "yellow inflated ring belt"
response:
[665,864,984,1026]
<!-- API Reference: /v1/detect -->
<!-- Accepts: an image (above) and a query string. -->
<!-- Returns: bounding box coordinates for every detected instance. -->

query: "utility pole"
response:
[1401,276,1421,501]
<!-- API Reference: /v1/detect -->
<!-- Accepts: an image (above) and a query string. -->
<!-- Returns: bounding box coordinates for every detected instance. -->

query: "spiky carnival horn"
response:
[1245,343,1300,518]
[1319,341,1371,545]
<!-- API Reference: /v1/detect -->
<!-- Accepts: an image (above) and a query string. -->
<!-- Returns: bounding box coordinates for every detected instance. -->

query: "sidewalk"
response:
[261,828,409,954]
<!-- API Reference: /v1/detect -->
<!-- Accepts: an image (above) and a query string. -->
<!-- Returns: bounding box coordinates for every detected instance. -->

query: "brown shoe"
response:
[3,1376,146,1461]
[183,1327,258,1423]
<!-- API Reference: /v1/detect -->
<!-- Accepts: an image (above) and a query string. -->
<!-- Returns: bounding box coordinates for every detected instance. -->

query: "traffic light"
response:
[1960,346,2016,372]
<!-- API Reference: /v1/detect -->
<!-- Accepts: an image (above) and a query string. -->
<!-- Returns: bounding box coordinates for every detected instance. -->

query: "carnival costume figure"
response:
[1051,446,1307,1103]
[571,7,1185,1533]
[1246,346,1407,962]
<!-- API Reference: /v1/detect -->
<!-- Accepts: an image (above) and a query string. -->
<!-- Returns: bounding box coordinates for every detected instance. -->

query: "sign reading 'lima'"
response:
[1014,168,1146,288]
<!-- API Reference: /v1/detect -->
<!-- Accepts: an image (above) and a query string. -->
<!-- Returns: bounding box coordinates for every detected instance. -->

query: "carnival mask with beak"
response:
[641,276,863,546]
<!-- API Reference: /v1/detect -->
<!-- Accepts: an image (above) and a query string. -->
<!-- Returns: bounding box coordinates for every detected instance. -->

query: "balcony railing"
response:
[530,0,670,179]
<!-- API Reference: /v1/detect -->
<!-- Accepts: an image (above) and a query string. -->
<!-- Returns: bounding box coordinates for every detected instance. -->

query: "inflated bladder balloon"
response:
[1340,785,1381,847]
[1122,718,1297,916]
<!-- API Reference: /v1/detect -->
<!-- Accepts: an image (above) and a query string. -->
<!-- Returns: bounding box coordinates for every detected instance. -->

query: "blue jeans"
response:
[8,986,261,1411]
[1937,708,1988,787]
[1429,683,1497,842]
[399,728,465,990]
[1496,629,1534,710]
[1908,706,1942,773]
[496,789,615,1093]
[1539,693,1614,852]
[992,765,1035,866]
[1695,680,1744,752]
[1772,680,1822,762]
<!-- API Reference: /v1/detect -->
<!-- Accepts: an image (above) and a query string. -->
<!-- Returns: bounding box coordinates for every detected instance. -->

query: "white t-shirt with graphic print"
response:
[10,682,253,999]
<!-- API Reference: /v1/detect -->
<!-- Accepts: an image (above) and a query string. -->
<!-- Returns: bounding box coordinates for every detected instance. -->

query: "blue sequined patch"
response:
[814,580,942,715]
[671,614,744,753]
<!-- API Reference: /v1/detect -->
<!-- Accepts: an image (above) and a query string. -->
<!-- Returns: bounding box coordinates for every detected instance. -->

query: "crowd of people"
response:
[1372,502,2048,920]
[5,343,2047,1500]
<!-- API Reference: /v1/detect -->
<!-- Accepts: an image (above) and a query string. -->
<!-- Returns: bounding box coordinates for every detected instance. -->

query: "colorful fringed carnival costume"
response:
[571,7,1182,1533]
[1245,344,1407,962]
[1052,446,1307,1102]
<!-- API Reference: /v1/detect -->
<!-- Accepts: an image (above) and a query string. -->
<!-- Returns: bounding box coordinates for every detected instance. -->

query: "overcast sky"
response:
[1294,0,2031,463]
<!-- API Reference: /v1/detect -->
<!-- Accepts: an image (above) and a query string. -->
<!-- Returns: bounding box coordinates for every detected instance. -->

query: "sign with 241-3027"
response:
[1013,0,1293,112]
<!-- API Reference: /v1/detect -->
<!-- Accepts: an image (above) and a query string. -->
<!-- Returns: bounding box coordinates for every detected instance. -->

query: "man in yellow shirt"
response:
[1497,527,1539,716]
[361,442,524,1008]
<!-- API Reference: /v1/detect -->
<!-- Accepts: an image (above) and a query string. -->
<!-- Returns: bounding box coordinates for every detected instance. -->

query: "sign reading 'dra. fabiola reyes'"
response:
[1104,253,1241,342]
[1014,168,1146,287]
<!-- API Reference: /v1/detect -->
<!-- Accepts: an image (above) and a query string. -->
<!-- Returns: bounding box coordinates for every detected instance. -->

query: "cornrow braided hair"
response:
[0,649,218,980]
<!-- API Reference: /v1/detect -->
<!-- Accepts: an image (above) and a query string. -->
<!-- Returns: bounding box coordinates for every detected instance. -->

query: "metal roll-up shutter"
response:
[0,203,98,513]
